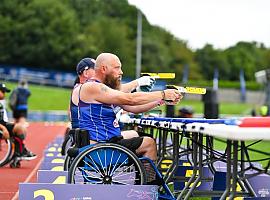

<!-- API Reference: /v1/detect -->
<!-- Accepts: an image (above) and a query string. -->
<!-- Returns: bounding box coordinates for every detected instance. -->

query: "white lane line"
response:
[11,157,44,200]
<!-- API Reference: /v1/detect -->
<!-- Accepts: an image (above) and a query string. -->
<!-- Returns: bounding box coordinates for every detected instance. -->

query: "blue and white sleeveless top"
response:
[69,84,80,129]
[78,80,121,141]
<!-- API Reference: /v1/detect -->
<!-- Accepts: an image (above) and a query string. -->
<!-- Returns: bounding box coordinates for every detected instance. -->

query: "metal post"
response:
[136,10,142,79]
[220,140,231,200]
[266,81,270,115]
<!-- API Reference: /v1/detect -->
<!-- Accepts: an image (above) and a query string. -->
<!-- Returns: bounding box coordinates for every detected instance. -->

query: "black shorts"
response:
[13,109,27,119]
[109,136,143,152]
[0,121,15,136]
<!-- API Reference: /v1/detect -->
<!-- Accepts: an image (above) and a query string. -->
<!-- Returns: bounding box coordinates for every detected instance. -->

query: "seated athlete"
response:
[0,83,36,160]
[78,53,182,162]
[70,57,155,137]
[62,57,156,155]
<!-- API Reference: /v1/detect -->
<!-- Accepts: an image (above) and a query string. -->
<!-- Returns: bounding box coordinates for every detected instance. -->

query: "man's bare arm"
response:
[121,101,163,114]
[80,82,180,106]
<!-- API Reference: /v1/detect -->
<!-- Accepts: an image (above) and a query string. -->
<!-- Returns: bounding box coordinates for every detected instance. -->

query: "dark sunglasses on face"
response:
[79,66,90,75]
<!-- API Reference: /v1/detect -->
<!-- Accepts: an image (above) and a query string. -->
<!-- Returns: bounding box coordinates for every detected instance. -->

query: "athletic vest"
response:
[69,84,80,129]
[78,81,121,141]
[0,102,4,121]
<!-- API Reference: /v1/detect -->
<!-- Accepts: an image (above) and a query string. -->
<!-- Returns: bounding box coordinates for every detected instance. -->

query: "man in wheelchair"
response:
[63,56,158,155]
[75,53,182,183]
[71,57,157,131]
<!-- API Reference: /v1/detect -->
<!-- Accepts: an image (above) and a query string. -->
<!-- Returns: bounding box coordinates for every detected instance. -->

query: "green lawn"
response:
[5,82,70,111]
[4,82,255,115]
[158,100,253,117]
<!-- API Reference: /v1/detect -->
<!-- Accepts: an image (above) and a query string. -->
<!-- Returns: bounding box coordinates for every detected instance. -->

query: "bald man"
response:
[70,57,156,128]
[62,57,157,156]
[70,57,156,137]
[78,53,181,161]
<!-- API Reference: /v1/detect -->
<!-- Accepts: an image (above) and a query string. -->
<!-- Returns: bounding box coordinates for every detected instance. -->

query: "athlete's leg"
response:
[121,130,139,139]
[11,123,36,160]
[136,137,157,161]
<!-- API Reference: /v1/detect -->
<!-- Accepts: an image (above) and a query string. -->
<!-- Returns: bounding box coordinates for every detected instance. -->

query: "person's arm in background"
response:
[67,103,71,121]
[27,88,31,97]
[120,79,138,93]
[120,76,155,93]
[121,100,166,114]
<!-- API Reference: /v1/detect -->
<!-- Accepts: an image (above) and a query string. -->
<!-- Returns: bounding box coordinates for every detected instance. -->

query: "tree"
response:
[90,17,135,77]
[195,44,229,80]
[0,0,83,70]
[225,42,266,80]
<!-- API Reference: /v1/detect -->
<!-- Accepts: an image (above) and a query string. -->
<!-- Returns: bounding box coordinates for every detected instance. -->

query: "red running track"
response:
[0,122,66,200]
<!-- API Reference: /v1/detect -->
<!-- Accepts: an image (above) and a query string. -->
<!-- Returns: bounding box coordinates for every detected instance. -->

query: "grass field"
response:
[5,82,254,116]
[5,82,70,111]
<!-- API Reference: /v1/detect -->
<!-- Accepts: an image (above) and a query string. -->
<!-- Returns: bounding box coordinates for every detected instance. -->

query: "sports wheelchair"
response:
[66,129,175,200]
[0,133,24,168]
[0,135,14,166]
[61,128,76,170]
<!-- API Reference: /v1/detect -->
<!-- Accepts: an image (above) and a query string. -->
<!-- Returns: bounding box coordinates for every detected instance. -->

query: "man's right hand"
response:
[163,89,183,104]
[136,76,155,92]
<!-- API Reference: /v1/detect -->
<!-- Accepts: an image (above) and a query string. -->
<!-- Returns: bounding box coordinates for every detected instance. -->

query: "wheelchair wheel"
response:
[0,138,14,167]
[68,143,146,185]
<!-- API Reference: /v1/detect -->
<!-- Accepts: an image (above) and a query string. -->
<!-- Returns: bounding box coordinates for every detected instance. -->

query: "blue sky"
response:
[128,0,270,50]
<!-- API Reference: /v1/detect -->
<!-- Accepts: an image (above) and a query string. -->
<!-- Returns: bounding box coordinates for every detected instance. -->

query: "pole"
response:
[136,10,142,79]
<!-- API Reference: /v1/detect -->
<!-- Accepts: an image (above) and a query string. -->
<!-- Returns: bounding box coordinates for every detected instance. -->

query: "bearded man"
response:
[78,53,181,161]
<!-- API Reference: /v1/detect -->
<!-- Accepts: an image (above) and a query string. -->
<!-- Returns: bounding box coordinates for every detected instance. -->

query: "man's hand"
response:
[136,76,155,92]
[163,89,183,105]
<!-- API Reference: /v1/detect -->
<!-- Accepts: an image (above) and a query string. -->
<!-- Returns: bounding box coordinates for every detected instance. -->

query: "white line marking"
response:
[11,157,44,200]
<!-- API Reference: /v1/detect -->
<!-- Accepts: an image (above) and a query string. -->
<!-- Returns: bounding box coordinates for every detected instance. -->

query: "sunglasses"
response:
[79,66,91,75]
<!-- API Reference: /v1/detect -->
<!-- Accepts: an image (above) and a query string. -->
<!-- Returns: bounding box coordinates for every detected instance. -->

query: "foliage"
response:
[0,0,83,69]
[224,42,268,80]
[0,0,270,82]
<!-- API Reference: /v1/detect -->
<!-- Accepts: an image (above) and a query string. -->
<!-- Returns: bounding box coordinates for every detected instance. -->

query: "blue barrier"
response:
[7,111,68,122]
[138,116,240,125]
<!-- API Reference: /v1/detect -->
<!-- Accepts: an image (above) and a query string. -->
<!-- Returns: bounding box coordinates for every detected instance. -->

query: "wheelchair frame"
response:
[0,135,24,168]
[65,128,176,200]
[0,137,14,167]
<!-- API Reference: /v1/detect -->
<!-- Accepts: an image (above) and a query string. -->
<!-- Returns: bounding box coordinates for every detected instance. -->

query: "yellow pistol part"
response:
[166,85,207,95]
[141,73,175,79]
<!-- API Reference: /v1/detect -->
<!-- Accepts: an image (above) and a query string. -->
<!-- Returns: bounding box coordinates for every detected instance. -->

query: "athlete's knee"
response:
[13,123,26,135]
[121,130,139,139]
[141,137,157,160]
[143,137,156,149]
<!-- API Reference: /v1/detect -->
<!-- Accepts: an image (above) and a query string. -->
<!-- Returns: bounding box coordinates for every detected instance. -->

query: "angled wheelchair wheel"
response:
[68,143,146,185]
[0,138,14,167]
